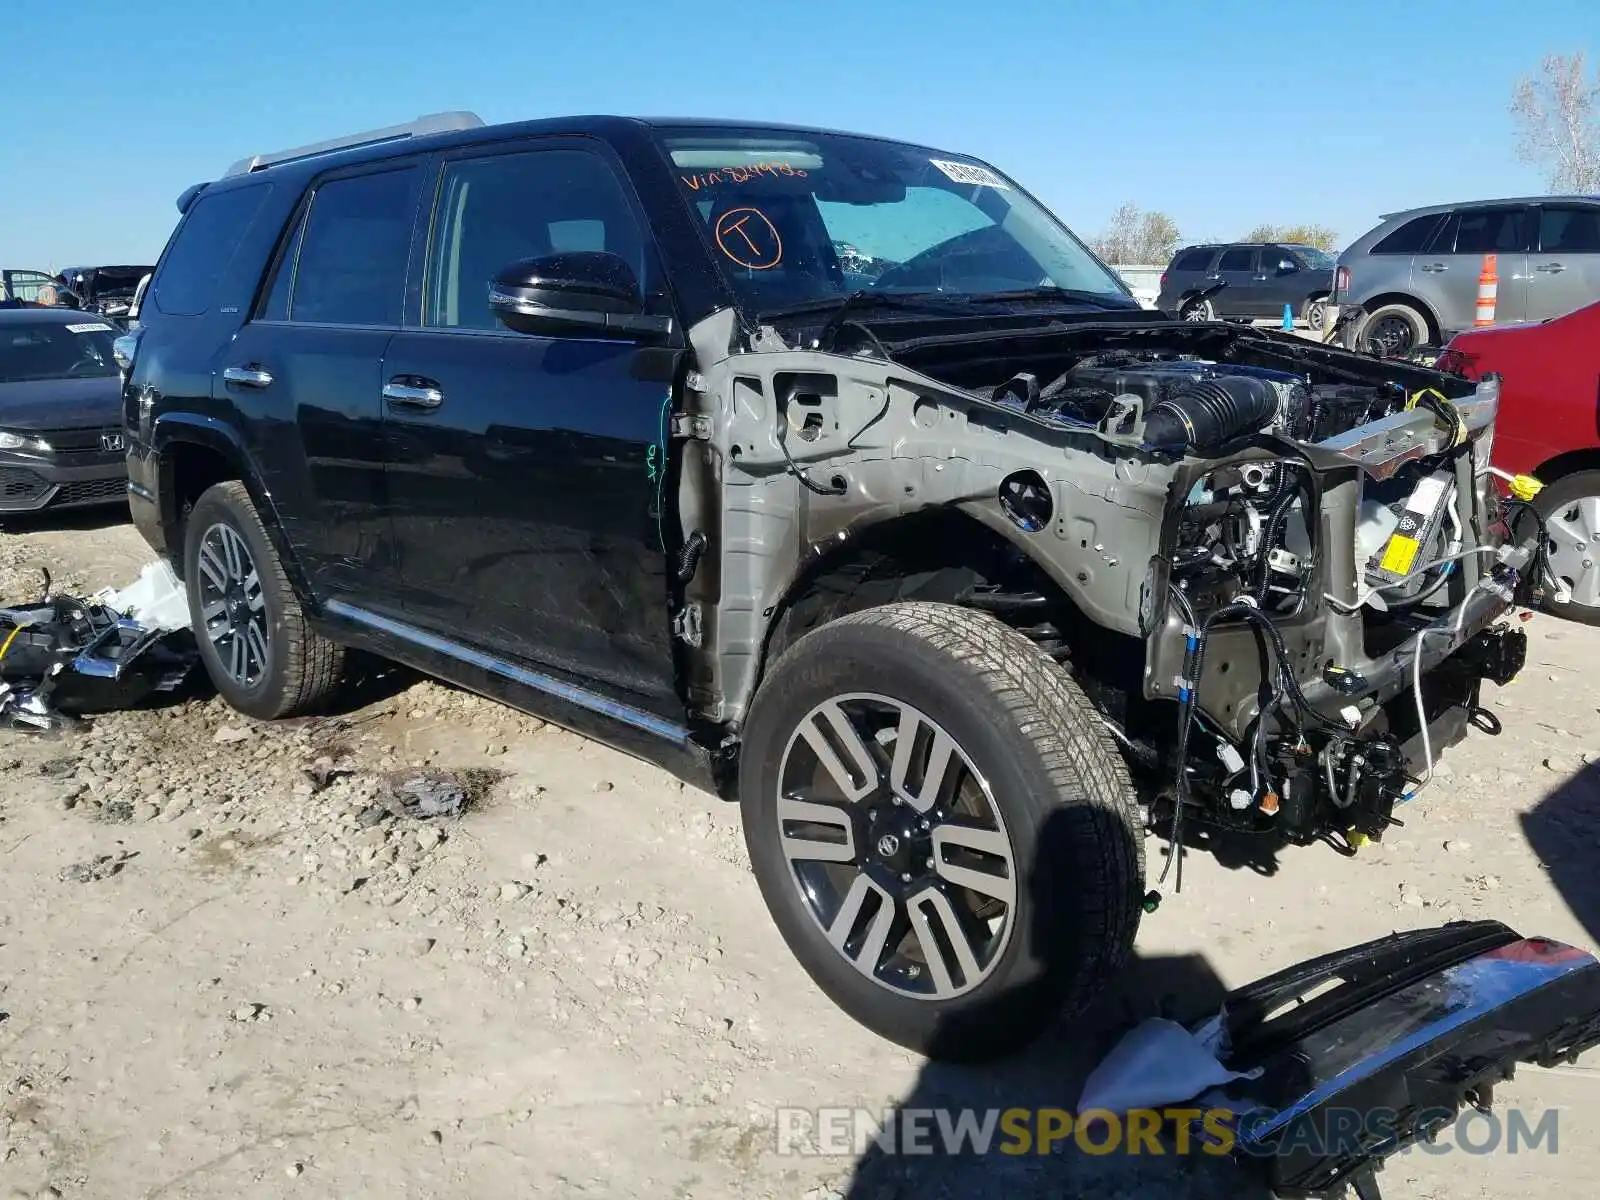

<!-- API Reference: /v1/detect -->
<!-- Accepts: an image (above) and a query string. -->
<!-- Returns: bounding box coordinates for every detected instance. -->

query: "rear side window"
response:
[1171,248,1213,271]
[1539,206,1600,253]
[1217,247,1255,272]
[152,183,272,316]
[277,167,422,326]
[1370,214,1443,255]
[1451,207,1532,255]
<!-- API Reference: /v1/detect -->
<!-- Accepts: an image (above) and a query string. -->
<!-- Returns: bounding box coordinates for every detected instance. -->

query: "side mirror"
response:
[489,252,672,340]
[1276,259,1298,274]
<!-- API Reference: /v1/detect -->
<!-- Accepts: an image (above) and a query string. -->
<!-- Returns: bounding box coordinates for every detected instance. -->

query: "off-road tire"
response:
[1534,470,1600,627]
[739,601,1144,1061]
[182,481,344,720]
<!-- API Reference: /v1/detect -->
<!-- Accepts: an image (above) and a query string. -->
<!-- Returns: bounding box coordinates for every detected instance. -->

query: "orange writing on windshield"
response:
[681,162,809,189]
[714,207,783,270]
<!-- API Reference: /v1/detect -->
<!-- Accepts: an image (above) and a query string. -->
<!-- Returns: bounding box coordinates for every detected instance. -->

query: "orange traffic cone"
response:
[1474,254,1498,327]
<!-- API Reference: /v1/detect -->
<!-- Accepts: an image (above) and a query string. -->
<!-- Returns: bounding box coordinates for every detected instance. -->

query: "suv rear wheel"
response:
[1355,302,1429,356]
[739,601,1143,1061]
[182,481,344,720]
[1181,297,1214,322]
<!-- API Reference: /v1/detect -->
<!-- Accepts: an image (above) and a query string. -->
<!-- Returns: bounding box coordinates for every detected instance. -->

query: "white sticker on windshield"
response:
[929,159,1010,189]
[66,322,114,334]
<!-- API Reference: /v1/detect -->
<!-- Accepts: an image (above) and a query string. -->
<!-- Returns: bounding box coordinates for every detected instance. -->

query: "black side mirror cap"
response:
[489,251,672,341]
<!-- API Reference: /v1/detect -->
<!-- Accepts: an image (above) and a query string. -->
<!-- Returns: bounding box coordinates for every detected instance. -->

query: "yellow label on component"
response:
[1379,533,1420,575]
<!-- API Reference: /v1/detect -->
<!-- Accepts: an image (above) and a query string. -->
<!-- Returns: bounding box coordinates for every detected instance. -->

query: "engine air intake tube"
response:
[1143,377,1280,451]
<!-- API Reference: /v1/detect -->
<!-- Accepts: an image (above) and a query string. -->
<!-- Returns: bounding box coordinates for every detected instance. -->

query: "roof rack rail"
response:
[222,111,486,179]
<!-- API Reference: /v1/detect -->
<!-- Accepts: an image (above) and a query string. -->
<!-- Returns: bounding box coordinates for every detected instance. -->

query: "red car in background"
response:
[1439,300,1600,624]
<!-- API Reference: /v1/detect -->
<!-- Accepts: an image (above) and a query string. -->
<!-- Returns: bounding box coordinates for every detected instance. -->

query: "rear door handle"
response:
[1535,262,1566,273]
[383,378,443,409]
[222,365,274,388]
[1418,262,1448,273]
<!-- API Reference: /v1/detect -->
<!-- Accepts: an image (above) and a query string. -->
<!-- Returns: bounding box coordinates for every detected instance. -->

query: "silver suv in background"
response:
[1329,196,1600,355]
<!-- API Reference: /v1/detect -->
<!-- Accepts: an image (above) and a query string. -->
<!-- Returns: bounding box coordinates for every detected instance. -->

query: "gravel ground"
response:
[2,509,1599,1200]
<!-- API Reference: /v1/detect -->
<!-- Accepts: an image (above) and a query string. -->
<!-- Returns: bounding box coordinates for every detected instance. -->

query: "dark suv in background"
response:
[1156,242,1336,326]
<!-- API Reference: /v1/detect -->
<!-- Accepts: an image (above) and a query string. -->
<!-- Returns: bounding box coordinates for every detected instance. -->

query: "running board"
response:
[321,600,691,745]
[1204,920,1600,1197]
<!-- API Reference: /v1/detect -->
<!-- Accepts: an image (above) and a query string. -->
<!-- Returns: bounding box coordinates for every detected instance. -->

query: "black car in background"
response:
[53,265,155,320]
[0,309,129,517]
[1156,242,1336,327]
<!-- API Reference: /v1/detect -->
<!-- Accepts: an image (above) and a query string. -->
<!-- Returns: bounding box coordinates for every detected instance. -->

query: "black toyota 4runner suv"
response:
[118,111,1535,1061]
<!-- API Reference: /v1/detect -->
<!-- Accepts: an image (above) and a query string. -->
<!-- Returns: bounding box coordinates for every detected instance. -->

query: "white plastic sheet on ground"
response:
[95,560,190,632]
[1075,1015,1263,1115]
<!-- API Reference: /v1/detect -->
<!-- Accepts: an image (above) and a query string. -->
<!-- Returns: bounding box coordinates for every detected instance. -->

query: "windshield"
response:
[1288,246,1336,269]
[0,320,120,383]
[658,130,1134,315]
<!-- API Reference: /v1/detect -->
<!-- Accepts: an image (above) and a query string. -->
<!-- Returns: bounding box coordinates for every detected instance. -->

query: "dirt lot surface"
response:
[3,510,1599,1200]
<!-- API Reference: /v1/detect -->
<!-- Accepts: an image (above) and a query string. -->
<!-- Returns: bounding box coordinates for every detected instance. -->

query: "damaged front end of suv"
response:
[662,133,1536,881]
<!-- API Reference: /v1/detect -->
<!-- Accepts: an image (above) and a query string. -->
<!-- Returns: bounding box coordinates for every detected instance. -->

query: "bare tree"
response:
[1511,51,1600,192]
[1243,223,1339,252]
[1089,202,1182,264]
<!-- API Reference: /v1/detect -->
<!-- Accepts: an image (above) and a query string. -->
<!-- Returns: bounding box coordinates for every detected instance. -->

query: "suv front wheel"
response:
[182,481,344,720]
[739,602,1144,1061]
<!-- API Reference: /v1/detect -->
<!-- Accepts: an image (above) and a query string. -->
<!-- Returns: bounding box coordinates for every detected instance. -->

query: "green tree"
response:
[1243,223,1339,252]
[1089,202,1182,264]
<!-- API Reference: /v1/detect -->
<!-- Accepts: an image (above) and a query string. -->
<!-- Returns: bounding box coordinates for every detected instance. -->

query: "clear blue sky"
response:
[3,0,1593,269]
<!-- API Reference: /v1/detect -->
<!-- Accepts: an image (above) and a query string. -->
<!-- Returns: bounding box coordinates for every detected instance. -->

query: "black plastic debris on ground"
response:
[357,768,507,827]
[1,565,198,732]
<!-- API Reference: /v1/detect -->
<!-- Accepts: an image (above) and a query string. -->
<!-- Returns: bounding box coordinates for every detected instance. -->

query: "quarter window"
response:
[424,149,651,330]
[1171,248,1215,271]
[1370,214,1444,255]
[153,183,273,316]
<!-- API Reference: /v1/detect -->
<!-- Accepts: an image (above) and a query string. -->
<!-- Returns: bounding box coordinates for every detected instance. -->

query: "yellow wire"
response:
[0,621,31,666]
[1407,387,1468,448]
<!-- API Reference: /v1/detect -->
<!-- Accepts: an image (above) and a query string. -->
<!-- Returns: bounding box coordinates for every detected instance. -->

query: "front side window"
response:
[424,149,651,330]
[283,168,421,326]
[1538,205,1600,253]
[0,320,119,383]
[1284,245,1335,270]
[659,130,1132,314]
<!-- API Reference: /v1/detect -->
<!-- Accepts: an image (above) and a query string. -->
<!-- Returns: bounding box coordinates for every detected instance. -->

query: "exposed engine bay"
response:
[675,311,1543,882]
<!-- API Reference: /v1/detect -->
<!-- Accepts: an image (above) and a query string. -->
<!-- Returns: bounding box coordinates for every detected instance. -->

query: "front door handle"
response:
[383,378,443,409]
[222,365,274,388]
[1535,262,1566,274]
